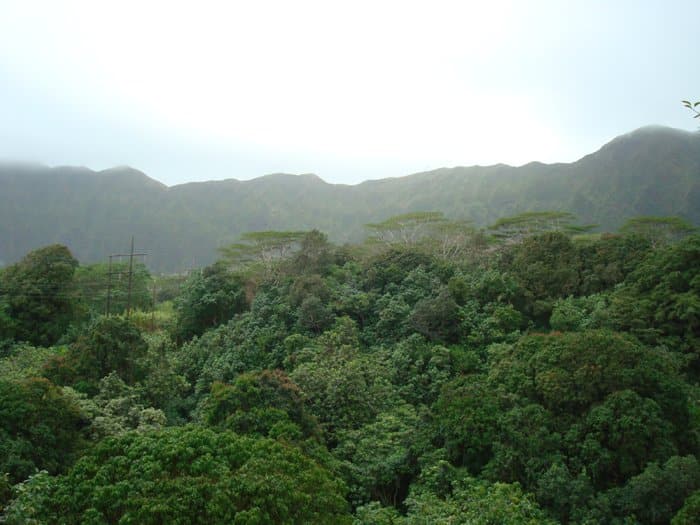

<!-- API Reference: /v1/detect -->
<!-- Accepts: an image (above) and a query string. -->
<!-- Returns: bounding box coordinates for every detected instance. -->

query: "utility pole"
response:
[106,255,113,316]
[106,237,147,318]
[126,236,135,318]
[151,278,157,331]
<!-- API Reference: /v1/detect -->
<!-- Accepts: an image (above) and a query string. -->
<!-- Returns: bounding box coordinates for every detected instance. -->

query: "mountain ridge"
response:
[1,125,699,272]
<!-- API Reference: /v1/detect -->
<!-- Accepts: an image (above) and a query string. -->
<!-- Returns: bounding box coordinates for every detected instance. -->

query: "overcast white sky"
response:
[0,0,698,185]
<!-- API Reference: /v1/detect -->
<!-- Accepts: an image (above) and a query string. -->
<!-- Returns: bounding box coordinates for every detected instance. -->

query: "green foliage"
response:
[673,489,700,524]
[575,232,653,295]
[288,229,335,275]
[291,344,397,443]
[574,389,677,488]
[610,235,700,370]
[433,375,500,473]
[620,216,696,247]
[205,370,320,440]
[137,333,189,415]
[334,404,420,507]
[4,426,351,524]
[605,455,700,525]
[173,262,247,341]
[484,330,692,497]
[174,291,293,398]
[0,244,78,345]
[549,294,609,331]
[2,470,54,525]
[0,378,84,485]
[389,335,456,406]
[366,212,448,246]
[47,316,148,393]
[5,213,700,522]
[219,230,308,277]
[128,302,176,333]
[682,99,700,119]
[503,231,582,325]
[0,343,66,381]
[403,475,557,524]
[364,249,437,292]
[489,330,688,424]
[297,294,334,334]
[353,501,404,524]
[62,373,167,441]
[409,287,461,343]
[489,210,584,240]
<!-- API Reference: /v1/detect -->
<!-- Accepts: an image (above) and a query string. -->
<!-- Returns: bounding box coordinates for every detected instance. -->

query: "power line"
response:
[106,236,147,317]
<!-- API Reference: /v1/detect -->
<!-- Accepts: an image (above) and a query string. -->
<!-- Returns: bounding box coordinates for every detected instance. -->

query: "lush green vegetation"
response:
[1,213,700,523]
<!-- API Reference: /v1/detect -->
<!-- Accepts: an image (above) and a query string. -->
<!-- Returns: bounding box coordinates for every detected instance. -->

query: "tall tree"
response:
[173,262,247,342]
[3,427,351,525]
[365,212,446,246]
[489,211,593,243]
[0,244,78,345]
[619,216,696,247]
[219,230,307,270]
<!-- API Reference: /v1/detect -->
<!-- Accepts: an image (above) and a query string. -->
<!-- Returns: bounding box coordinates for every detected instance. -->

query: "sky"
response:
[0,0,698,186]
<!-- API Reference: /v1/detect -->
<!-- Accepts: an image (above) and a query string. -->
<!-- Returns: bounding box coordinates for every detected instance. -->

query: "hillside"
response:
[1,125,699,272]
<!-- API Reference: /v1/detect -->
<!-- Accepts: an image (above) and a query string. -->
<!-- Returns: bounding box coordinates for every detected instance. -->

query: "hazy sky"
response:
[1,0,698,185]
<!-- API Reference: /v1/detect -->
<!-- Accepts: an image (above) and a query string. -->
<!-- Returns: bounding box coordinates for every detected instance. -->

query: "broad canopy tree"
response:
[0,244,78,346]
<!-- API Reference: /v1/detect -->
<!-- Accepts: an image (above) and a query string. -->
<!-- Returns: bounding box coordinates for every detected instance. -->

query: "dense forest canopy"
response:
[1,213,700,524]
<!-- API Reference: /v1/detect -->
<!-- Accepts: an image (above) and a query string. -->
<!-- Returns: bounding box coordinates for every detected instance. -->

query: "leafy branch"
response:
[682,100,700,119]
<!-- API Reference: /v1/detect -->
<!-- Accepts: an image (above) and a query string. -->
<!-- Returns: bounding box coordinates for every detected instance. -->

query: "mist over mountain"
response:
[2,125,699,272]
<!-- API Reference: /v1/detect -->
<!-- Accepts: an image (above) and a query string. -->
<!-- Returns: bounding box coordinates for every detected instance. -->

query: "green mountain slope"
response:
[1,126,699,272]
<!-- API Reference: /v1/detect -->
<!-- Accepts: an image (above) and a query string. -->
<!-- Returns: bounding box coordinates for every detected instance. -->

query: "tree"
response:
[365,212,447,247]
[47,316,148,393]
[403,475,557,525]
[576,232,652,295]
[619,216,696,247]
[3,426,352,524]
[433,375,500,473]
[219,230,307,275]
[573,390,676,488]
[205,370,320,440]
[0,244,78,345]
[63,373,167,442]
[673,489,700,524]
[409,287,462,343]
[291,345,397,443]
[297,294,334,334]
[173,262,247,342]
[489,211,593,243]
[289,229,335,275]
[503,231,582,325]
[484,330,692,497]
[334,404,420,507]
[608,455,700,525]
[609,235,700,371]
[0,378,84,487]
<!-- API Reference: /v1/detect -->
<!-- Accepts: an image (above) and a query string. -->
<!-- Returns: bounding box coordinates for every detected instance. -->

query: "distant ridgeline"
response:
[1,125,699,272]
